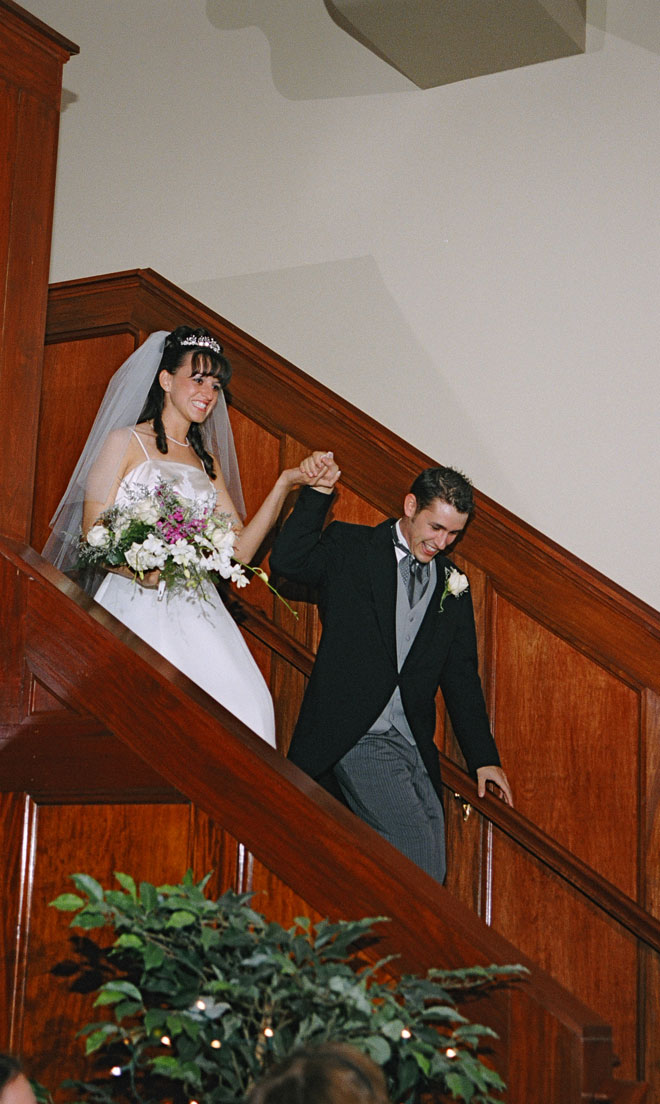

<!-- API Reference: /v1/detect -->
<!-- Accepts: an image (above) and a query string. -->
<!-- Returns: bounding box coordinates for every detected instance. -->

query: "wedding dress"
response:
[94,446,276,748]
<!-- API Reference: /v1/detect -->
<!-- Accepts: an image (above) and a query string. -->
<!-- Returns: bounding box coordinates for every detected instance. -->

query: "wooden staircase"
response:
[0,3,658,1099]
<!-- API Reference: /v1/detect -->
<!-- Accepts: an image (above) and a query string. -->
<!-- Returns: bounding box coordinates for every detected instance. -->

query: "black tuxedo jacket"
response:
[270,487,500,798]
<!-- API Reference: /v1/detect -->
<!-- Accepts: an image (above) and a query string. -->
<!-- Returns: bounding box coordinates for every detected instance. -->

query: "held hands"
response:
[476,765,514,807]
[285,451,341,495]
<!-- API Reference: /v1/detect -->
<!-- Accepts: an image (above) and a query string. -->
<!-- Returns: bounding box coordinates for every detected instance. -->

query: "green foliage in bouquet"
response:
[51,871,526,1104]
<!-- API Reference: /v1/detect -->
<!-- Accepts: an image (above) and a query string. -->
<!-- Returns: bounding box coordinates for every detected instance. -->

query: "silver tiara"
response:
[180,334,222,354]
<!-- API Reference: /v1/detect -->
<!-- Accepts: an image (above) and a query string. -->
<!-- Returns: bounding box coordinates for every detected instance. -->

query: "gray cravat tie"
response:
[392,528,430,607]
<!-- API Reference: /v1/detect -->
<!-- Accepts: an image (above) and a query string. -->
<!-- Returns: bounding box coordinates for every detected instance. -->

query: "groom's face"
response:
[400,495,468,563]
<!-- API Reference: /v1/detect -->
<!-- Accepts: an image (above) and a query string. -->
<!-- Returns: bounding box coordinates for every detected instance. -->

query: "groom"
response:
[270,460,512,883]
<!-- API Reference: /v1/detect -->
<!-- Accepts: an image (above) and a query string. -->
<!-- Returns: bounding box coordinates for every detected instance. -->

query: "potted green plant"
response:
[51,871,525,1103]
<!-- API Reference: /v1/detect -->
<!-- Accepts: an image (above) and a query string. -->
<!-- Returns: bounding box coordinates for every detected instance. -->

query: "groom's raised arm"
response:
[270,485,339,587]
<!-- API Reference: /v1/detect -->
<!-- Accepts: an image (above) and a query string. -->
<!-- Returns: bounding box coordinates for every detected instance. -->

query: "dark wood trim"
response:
[45,270,660,694]
[0,537,620,1101]
[238,595,660,957]
[439,758,660,956]
[0,1,79,58]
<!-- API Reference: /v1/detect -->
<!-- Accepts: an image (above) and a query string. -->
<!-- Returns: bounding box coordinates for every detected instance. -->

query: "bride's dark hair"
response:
[138,325,232,479]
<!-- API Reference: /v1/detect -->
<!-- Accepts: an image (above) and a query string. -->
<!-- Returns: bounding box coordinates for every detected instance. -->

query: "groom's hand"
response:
[299,451,341,494]
[476,765,513,806]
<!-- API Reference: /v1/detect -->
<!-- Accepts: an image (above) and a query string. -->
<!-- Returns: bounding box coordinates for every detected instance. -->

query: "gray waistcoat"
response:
[368,558,436,743]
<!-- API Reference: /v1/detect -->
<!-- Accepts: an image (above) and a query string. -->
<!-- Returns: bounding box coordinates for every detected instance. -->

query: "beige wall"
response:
[21,0,660,611]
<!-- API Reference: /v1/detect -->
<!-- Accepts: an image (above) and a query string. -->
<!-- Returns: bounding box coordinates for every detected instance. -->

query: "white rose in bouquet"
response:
[86,524,110,549]
[133,497,160,525]
[210,525,236,552]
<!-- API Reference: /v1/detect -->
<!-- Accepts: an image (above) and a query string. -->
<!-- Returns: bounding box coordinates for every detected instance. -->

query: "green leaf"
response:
[145,1008,168,1034]
[73,911,106,929]
[151,1056,182,1076]
[139,881,159,911]
[166,909,196,928]
[114,999,142,1019]
[115,933,143,950]
[363,1036,391,1065]
[94,980,142,1006]
[49,893,85,911]
[445,1070,477,1100]
[71,873,104,901]
[114,872,137,899]
[144,942,166,969]
[84,1026,118,1055]
[201,926,220,951]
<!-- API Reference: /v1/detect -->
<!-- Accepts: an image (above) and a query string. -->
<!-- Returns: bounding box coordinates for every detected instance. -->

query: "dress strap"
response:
[131,429,150,460]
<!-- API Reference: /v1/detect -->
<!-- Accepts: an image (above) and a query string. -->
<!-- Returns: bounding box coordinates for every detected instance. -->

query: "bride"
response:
[44,326,339,747]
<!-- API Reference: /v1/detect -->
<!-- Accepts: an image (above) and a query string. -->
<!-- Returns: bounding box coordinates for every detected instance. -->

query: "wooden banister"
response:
[237,597,660,958]
[22,267,657,1101]
[0,538,629,1102]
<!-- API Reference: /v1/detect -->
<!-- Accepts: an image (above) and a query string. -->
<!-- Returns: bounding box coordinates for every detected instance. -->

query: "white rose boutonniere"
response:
[439,566,469,612]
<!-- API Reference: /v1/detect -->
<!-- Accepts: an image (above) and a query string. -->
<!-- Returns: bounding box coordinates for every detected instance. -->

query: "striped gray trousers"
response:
[334,727,446,883]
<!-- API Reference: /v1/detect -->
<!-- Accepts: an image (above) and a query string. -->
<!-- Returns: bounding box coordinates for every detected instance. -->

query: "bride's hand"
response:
[282,451,340,492]
[136,568,162,588]
[107,564,161,588]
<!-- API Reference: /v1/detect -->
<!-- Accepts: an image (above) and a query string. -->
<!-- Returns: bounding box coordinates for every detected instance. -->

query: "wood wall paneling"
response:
[0,792,34,1051]
[31,334,136,554]
[0,536,637,1102]
[0,540,29,724]
[641,690,660,1081]
[490,825,639,1080]
[490,592,640,896]
[3,267,656,1098]
[18,802,195,1087]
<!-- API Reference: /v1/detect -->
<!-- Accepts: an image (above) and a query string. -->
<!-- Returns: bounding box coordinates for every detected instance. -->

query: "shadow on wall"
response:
[587,0,660,56]
[186,255,520,510]
[205,0,660,93]
[204,0,414,100]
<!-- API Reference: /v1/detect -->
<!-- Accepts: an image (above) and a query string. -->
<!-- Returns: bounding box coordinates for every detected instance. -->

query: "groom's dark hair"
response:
[409,466,474,516]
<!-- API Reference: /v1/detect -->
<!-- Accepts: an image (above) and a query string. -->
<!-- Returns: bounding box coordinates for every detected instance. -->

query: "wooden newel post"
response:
[0,1,77,542]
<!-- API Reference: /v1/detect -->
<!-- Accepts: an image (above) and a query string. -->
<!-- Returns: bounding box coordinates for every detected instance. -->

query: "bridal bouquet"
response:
[77,479,293,612]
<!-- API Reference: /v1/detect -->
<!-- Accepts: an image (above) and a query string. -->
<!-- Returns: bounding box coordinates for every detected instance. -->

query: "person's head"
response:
[245,1042,390,1104]
[139,325,232,477]
[400,466,474,563]
[0,1057,37,1104]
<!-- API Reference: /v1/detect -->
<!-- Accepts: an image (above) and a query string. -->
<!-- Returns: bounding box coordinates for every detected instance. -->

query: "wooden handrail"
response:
[1,537,620,1102]
[32,268,657,1102]
[236,597,660,957]
[44,268,660,698]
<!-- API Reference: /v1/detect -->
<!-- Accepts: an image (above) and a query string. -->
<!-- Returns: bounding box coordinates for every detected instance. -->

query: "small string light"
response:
[110,1067,122,1078]
[445,1047,458,1059]
[195,999,206,1010]
[400,1028,412,1039]
[263,1027,274,1038]
[160,1035,172,1047]
[210,1040,222,1050]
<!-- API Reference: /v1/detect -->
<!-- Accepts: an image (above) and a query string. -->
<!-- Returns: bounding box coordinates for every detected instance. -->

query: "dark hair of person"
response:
[0,1055,22,1094]
[409,465,475,516]
[245,1042,390,1104]
[138,324,232,480]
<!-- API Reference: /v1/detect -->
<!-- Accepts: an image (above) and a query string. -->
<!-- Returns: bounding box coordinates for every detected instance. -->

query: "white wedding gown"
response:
[94,454,276,747]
